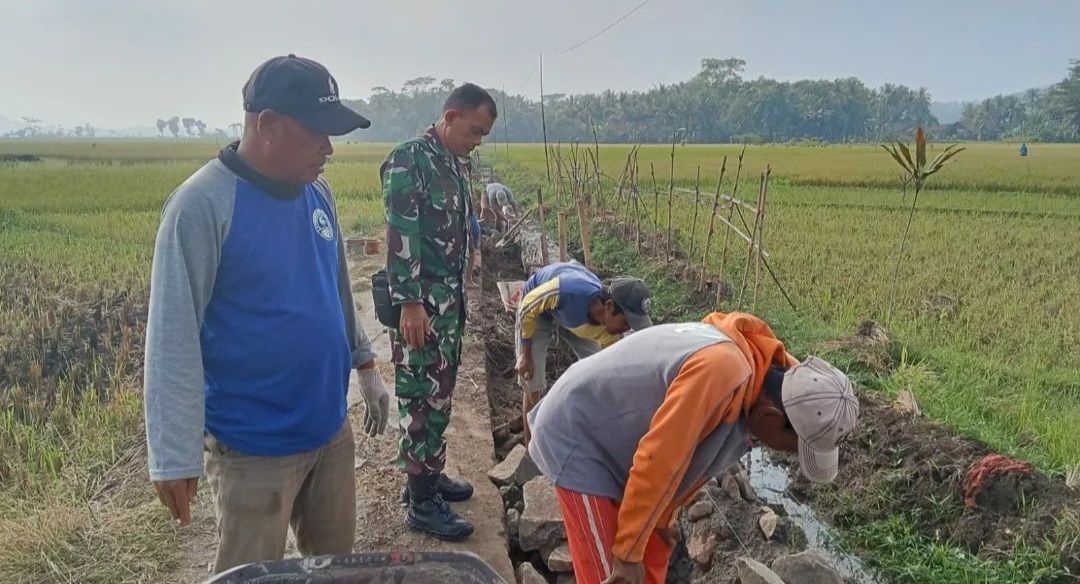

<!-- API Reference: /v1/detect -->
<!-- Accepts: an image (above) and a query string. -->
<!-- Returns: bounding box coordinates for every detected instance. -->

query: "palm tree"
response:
[1054,60,1080,132]
[167,117,181,138]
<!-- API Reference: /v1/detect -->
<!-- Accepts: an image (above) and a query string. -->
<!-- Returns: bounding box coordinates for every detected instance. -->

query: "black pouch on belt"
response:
[370,270,401,329]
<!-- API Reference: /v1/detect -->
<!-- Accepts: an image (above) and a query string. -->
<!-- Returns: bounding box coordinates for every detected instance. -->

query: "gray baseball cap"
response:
[608,277,653,331]
[782,357,859,483]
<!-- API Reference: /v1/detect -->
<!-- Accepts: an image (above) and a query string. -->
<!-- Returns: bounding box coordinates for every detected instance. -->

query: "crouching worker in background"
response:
[528,312,859,584]
[480,181,520,231]
[514,261,652,440]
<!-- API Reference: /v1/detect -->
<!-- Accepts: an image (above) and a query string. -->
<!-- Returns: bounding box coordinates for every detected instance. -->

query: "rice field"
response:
[485,141,1080,473]
[0,138,1077,582]
[3,139,1078,473]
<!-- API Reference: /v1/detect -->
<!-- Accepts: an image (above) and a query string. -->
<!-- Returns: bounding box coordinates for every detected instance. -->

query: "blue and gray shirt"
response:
[143,143,375,481]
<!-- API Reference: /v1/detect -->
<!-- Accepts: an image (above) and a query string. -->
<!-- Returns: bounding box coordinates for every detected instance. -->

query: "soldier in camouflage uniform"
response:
[381,83,497,541]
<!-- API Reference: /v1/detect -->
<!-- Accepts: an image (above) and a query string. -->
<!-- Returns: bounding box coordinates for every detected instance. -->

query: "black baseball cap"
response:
[608,277,653,331]
[242,54,371,136]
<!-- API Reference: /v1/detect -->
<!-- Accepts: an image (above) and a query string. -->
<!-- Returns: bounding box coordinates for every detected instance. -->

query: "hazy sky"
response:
[2,0,1078,129]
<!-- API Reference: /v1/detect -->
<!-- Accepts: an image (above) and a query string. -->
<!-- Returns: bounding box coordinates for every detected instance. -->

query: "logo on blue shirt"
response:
[312,208,334,241]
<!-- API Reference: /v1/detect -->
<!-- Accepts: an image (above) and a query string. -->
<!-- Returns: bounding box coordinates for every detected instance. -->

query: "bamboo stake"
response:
[553,147,566,210]
[613,156,625,229]
[589,147,603,212]
[625,153,638,239]
[502,86,509,158]
[713,214,761,250]
[634,188,641,252]
[539,53,552,199]
[670,186,758,213]
[634,166,643,253]
[688,165,701,261]
[698,157,728,291]
[649,163,660,257]
[613,150,631,226]
[718,147,747,288]
[557,212,567,262]
[536,188,549,265]
[738,172,767,308]
[582,149,594,210]
[567,143,580,208]
[753,166,771,310]
[623,165,633,238]
[571,154,594,269]
[570,149,579,210]
[666,184,674,263]
[729,190,798,313]
[667,132,676,262]
[575,188,593,270]
[626,146,640,199]
[592,125,602,209]
[647,162,657,228]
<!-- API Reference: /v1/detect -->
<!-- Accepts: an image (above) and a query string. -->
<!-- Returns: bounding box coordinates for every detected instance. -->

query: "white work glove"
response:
[356,367,390,437]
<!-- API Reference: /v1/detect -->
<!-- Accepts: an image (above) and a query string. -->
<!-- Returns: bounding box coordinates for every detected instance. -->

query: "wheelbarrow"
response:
[202,551,507,584]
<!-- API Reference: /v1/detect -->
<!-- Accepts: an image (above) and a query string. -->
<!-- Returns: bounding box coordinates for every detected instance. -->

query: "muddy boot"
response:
[405,474,474,541]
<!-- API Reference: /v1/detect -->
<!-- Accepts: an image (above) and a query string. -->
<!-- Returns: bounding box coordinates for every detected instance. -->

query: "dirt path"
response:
[166,245,512,584]
[347,249,514,583]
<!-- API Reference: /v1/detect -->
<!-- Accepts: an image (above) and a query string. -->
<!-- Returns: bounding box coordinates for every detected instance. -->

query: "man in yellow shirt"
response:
[514,262,652,434]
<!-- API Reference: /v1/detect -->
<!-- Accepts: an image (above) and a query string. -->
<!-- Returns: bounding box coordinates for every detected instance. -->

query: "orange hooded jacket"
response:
[611,312,796,563]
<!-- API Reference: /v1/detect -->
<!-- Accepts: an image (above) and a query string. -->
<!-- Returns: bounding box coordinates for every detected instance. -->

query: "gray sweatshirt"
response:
[144,146,375,481]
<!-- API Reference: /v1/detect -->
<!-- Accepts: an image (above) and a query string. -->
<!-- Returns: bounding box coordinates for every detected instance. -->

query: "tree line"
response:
[3,117,96,139]
[154,117,240,140]
[2,116,242,140]
[961,60,1080,142]
[342,58,1080,144]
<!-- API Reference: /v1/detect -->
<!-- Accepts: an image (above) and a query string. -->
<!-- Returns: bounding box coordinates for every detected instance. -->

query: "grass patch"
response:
[580,213,1078,584]
[845,514,1067,584]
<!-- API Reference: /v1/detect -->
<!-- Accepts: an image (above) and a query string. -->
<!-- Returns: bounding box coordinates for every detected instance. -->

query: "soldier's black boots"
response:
[404,474,474,541]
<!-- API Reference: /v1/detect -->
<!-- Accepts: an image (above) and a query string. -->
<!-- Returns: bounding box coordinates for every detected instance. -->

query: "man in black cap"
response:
[144,55,388,574]
[514,262,653,439]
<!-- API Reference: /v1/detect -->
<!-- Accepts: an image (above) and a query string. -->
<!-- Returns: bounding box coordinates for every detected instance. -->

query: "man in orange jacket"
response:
[527,312,859,584]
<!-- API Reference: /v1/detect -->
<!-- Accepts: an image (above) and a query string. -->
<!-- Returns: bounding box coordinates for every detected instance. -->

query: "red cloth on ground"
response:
[962,453,1033,509]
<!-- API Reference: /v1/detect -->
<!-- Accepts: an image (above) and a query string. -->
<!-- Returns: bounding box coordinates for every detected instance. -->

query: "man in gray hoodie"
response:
[144,55,389,574]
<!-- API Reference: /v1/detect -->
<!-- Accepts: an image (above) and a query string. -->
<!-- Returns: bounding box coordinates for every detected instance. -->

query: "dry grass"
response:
[0,387,185,584]
[0,486,182,583]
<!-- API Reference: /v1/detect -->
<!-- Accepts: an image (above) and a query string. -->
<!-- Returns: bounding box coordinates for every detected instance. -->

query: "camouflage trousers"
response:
[394,354,460,477]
